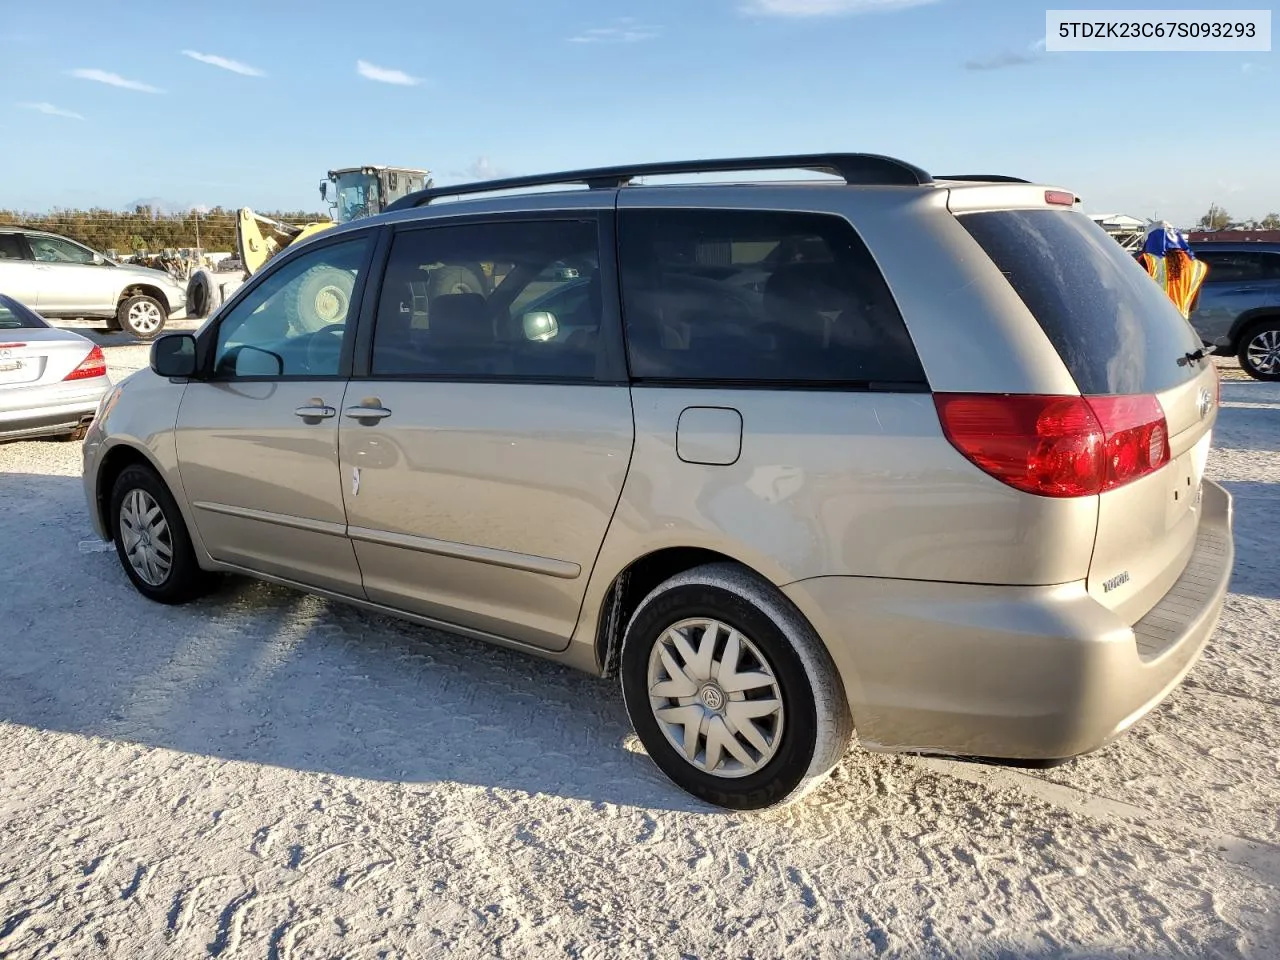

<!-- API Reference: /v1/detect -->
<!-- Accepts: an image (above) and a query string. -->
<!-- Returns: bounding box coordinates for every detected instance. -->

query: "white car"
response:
[0,293,111,441]
[0,228,187,340]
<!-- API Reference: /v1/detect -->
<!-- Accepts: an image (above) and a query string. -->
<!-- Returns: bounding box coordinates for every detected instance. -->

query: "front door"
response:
[25,234,117,314]
[175,232,377,596]
[338,216,634,651]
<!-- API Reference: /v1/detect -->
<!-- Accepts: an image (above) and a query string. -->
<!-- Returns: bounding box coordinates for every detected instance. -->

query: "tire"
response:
[286,265,356,334]
[427,264,486,299]
[1236,319,1280,381]
[117,294,167,340]
[186,269,222,320]
[109,464,215,604]
[620,562,853,810]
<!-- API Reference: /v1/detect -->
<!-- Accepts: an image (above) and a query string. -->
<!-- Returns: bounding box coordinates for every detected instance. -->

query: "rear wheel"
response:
[110,464,214,604]
[620,563,852,810]
[1237,319,1280,380]
[117,295,166,340]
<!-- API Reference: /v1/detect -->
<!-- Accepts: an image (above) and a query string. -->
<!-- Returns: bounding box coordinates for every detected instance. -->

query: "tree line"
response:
[0,206,328,257]
[1196,205,1280,232]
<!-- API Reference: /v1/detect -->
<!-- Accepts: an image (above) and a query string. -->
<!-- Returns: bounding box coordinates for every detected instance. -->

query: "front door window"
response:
[212,236,371,378]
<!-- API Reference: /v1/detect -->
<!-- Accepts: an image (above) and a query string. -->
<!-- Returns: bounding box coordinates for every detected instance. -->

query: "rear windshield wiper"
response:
[1176,348,1211,367]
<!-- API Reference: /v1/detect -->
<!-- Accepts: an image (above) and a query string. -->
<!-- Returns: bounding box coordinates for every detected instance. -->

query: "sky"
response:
[1,0,1274,227]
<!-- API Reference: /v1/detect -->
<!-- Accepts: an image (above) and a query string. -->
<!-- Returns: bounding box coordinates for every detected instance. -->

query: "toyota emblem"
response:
[1197,388,1213,419]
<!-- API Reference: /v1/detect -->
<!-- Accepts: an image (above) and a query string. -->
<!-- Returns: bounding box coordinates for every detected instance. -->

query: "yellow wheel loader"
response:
[186,165,432,320]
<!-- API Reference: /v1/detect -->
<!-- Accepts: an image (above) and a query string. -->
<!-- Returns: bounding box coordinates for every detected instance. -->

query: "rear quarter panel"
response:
[573,385,1098,650]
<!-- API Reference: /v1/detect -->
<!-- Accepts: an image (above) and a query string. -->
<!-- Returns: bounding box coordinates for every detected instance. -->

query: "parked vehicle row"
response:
[80,154,1234,809]
[0,227,188,339]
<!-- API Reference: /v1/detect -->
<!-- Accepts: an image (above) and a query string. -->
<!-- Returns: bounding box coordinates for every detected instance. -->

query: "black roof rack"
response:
[935,174,1030,183]
[385,153,934,211]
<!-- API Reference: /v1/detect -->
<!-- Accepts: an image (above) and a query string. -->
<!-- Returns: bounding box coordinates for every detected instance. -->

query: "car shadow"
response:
[0,469,706,813]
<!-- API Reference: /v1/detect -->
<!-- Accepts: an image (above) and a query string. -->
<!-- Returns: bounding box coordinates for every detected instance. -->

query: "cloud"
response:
[1241,62,1268,74]
[69,68,163,93]
[181,50,265,77]
[19,101,84,120]
[567,18,660,42]
[449,156,508,181]
[964,37,1046,71]
[741,0,938,16]
[356,59,422,86]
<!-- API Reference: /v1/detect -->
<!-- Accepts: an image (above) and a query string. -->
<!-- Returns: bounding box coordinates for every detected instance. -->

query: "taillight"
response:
[1089,394,1170,489]
[64,345,106,381]
[934,393,1170,498]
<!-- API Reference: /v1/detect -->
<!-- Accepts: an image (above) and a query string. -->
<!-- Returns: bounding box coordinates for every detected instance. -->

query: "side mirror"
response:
[151,333,198,378]
[92,252,105,265]
[320,180,328,201]
[522,311,559,342]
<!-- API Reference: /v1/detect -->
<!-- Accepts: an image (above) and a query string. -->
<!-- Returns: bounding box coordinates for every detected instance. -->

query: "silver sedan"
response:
[0,293,111,442]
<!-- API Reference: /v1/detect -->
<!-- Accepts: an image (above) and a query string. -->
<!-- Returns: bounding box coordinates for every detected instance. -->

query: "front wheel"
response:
[117,295,167,340]
[1238,320,1280,381]
[110,464,215,604]
[620,563,853,810]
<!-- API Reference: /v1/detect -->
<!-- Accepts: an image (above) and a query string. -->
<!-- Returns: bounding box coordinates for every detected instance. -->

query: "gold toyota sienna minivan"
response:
[82,155,1235,809]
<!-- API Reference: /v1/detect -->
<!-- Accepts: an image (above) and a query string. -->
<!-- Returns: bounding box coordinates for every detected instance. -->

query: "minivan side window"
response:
[212,235,371,378]
[371,220,602,380]
[618,209,926,386]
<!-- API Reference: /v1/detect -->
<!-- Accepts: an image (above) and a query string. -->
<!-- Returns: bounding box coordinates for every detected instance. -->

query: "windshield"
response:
[329,172,380,223]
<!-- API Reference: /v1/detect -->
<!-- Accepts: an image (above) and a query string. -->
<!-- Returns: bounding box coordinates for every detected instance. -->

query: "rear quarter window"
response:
[959,209,1204,396]
[618,208,926,387]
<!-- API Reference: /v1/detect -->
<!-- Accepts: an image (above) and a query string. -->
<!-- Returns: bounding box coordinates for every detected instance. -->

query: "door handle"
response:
[294,400,336,422]
[343,404,392,424]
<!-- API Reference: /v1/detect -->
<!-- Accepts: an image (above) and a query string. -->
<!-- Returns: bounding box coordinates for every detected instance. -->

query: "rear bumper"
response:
[783,479,1234,761]
[0,383,108,440]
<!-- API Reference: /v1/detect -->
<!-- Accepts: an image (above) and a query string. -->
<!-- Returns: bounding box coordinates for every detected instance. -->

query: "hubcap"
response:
[314,285,349,324]
[647,617,785,778]
[1246,329,1280,375]
[127,300,163,333]
[119,488,173,586]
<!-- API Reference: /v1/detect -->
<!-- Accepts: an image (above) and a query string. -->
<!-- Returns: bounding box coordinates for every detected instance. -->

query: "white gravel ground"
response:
[1,327,1278,959]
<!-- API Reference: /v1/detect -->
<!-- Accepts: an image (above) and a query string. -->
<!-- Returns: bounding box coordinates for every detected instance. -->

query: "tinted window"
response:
[0,295,47,328]
[28,235,95,264]
[371,220,602,380]
[618,209,924,385]
[1197,251,1265,283]
[0,235,25,260]
[959,209,1203,395]
[213,235,370,378]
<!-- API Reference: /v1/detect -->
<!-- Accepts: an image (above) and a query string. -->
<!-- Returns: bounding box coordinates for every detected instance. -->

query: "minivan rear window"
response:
[958,209,1204,396]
